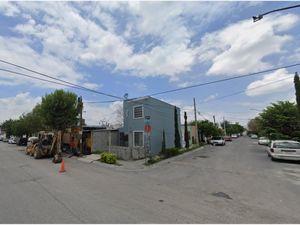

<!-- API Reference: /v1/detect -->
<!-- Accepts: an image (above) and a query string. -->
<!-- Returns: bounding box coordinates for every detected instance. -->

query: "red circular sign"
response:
[144,124,152,133]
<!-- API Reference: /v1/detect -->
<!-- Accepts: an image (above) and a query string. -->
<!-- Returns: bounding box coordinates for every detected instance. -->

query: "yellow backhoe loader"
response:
[25,131,62,163]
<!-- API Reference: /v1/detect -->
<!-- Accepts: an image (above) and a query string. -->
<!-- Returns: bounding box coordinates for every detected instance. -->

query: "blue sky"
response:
[0,1,300,127]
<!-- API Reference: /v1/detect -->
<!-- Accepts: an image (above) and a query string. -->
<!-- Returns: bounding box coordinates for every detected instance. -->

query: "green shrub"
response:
[100,152,117,164]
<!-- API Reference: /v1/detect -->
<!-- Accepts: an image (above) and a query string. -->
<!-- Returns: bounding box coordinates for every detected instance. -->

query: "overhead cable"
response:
[0,59,122,100]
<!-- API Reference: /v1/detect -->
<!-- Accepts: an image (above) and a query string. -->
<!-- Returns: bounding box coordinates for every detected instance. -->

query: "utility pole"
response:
[78,96,83,155]
[193,98,199,145]
[223,116,227,136]
[213,115,216,126]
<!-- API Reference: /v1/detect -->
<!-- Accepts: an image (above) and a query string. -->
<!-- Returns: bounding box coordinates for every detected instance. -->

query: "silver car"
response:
[267,140,300,161]
[210,136,226,146]
[258,137,270,145]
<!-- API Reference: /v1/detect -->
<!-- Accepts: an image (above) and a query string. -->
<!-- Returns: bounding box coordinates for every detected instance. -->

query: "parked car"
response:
[8,137,16,144]
[231,134,238,138]
[17,137,28,146]
[210,136,226,146]
[224,136,232,141]
[267,140,300,161]
[251,134,258,139]
[258,137,270,145]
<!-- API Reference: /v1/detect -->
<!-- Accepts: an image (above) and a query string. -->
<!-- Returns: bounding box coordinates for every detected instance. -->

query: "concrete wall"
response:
[91,130,119,152]
[108,145,145,160]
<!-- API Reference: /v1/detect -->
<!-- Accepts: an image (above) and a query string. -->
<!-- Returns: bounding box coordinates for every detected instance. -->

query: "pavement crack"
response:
[211,192,233,200]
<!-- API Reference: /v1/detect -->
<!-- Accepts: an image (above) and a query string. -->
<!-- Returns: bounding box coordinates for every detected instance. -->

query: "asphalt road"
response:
[0,137,300,223]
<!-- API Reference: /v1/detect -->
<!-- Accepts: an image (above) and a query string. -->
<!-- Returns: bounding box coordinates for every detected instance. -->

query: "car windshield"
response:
[259,137,267,140]
[212,137,222,140]
[274,142,300,149]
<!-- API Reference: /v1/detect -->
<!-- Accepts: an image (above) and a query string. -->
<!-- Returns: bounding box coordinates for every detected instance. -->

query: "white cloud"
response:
[0,93,41,123]
[197,14,299,76]
[0,1,20,16]
[204,93,218,102]
[83,100,123,126]
[0,36,85,89]
[0,1,248,81]
[245,69,294,96]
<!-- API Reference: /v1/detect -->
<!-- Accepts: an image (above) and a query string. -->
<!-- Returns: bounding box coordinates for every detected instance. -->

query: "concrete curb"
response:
[81,146,207,172]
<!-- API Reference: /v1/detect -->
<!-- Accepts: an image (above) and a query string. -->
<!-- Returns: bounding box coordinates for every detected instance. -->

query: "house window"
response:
[133,131,144,147]
[133,105,143,119]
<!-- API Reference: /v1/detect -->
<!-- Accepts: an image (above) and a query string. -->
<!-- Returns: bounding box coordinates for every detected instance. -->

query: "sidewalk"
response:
[77,146,205,171]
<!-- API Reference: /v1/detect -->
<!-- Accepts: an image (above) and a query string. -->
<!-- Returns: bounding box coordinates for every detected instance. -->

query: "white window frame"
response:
[133,131,144,147]
[133,105,144,119]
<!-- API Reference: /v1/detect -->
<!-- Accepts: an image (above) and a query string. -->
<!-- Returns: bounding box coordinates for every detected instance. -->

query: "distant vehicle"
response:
[210,136,226,146]
[2,136,8,142]
[17,137,28,146]
[251,134,258,139]
[224,136,232,141]
[231,134,238,138]
[258,137,270,145]
[267,140,300,161]
[8,137,16,144]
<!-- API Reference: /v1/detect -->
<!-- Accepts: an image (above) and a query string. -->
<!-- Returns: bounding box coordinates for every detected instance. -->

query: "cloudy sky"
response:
[0,1,299,127]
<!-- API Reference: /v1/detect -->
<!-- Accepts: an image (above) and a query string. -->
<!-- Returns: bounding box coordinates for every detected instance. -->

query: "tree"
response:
[184,112,189,149]
[294,72,300,113]
[40,90,78,131]
[192,120,223,137]
[1,119,15,138]
[174,106,181,148]
[247,118,260,134]
[258,101,300,139]
[40,90,79,160]
[161,129,166,153]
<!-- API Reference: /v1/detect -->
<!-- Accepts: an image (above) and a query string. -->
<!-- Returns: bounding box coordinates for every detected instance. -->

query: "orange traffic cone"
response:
[59,159,66,173]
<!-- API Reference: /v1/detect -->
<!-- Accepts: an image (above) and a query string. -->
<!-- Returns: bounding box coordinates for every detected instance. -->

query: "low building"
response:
[181,125,198,146]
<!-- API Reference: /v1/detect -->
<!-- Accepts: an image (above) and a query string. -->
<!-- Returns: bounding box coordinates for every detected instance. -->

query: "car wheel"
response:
[34,149,42,159]
[271,156,277,161]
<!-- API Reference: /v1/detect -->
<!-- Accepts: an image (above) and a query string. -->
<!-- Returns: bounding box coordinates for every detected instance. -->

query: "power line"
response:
[0,59,123,100]
[199,76,294,104]
[84,100,119,104]
[0,68,83,90]
[149,63,300,96]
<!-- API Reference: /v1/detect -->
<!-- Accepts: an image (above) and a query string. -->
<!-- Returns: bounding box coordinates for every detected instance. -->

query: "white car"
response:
[258,137,270,145]
[267,140,300,161]
[251,134,258,139]
[231,134,238,138]
[210,136,226,146]
[8,137,16,144]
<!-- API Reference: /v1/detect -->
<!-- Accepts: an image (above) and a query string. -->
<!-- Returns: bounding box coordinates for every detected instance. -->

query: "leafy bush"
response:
[269,133,290,140]
[100,152,117,164]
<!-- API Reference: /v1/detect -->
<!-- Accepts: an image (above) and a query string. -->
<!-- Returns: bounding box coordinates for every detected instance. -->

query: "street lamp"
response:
[253,4,300,22]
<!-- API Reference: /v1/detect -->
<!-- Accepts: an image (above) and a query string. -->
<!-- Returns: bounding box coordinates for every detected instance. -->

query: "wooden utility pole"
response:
[193,98,199,145]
